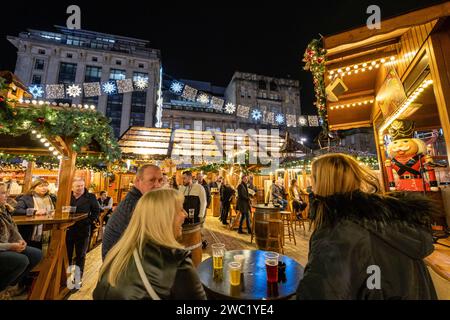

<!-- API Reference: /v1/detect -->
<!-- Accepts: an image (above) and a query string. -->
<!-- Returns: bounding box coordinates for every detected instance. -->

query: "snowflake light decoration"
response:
[197,93,210,104]
[134,77,148,90]
[275,113,285,125]
[298,116,308,126]
[66,84,82,98]
[251,109,262,121]
[224,102,236,114]
[170,81,184,94]
[83,82,101,97]
[102,82,117,95]
[29,85,44,99]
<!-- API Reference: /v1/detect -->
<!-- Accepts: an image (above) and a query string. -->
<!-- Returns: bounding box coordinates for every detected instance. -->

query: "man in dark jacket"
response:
[236,175,252,235]
[102,165,163,260]
[296,191,438,300]
[66,178,100,281]
[219,181,235,225]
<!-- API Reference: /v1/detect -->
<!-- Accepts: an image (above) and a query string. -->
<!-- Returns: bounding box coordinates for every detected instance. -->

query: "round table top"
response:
[197,250,304,300]
[252,204,281,211]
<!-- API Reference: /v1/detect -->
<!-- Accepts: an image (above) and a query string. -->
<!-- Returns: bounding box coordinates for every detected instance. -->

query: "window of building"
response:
[38,49,46,55]
[57,62,77,84]
[270,81,278,91]
[258,80,267,90]
[184,124,191,130]
[66,53,73,58]
[138,63,145,69]
[109,69,126,80]
[116,60,122,66]
[31,75,42,84]
[85,66,102,82]
[162,121,170,128]
[92,56,98,62]
[34,58,45,70]
[106,94,124,137]
[174,122,181,129]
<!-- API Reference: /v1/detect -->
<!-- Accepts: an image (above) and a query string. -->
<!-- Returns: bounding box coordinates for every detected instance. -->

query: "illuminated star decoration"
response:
[298,116,308,126]
[102,82,117,95]
[170,81,184,94]
[66,84,82,98]
[224,102,236,114]
[28,85,44,99]
[251,109,262,121]
[197,93,210,104]
[134,77,148,90]
[275,113,285,125]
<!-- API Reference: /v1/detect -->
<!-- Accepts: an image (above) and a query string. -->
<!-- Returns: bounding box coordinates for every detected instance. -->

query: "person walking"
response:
[236,175,252,235]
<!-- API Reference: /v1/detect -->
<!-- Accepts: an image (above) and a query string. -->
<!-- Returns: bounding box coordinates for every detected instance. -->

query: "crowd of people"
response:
[0,153,439,300]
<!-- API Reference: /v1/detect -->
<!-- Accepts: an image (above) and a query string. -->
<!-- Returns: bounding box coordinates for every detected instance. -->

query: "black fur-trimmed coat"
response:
[296,191,438,300]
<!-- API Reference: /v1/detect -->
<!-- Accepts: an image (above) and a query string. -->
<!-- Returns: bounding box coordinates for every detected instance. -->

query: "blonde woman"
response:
[296,153,437,300]
[94,188,206,300]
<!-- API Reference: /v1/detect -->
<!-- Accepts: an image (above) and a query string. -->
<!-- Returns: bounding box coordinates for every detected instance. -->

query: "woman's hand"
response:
[35,208,47,215]
[10,242,26,252]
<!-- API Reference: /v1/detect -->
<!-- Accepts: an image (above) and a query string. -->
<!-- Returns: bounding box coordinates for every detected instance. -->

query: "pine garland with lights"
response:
[0,78,121,161]
[303,39,328,133]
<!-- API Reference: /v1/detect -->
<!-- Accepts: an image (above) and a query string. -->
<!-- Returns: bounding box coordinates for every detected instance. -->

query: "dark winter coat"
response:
[236,182,251,214]
[102,187,142,260]
[296,191,438,300]
[69,188,100,234]
[93,241,206,300]
[13,194,57,215]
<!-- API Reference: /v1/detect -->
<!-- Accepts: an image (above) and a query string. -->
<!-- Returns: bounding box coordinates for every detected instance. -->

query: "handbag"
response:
[133,249,161,300]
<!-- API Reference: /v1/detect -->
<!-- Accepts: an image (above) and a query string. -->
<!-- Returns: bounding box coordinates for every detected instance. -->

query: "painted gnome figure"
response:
[385,120,438,192]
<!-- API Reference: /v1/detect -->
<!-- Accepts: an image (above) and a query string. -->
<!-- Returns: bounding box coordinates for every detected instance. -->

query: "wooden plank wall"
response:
[396,21,437,79]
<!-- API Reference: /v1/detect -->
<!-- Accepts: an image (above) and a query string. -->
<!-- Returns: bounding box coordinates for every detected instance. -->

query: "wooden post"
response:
[427,28,450,164]
[22,161,34,193]
[54,137,77,217]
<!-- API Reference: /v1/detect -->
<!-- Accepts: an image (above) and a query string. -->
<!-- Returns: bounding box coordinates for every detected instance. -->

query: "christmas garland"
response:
[303,39,328,133]
[0,152,113,172]
[0,77,121,161]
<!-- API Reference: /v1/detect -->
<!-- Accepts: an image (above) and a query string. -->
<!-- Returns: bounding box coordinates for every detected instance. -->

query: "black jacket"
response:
[93,241,207,300]
[236,183,251,213]
[296,191,438,300]
[102,187,142,260]
[70,189,100,232]
[221,185,235,204]
[13,194,57,215]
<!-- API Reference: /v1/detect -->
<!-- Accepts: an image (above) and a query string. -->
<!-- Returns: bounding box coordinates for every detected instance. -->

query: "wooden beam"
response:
[22,161,34,193]
[54,137,76,217]
[329,121,372,131]
[324,2,450,50]
[427,27,450,164]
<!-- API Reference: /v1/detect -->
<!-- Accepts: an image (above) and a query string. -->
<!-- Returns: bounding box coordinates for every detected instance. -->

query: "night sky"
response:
[0,0,445,117]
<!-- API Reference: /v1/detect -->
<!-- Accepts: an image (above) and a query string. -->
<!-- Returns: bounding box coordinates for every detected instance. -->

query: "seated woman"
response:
[13,179,56,246]
[289,179,307,219]
[0,183,42,299]
[93,188,207,300]
[296,153,437,300]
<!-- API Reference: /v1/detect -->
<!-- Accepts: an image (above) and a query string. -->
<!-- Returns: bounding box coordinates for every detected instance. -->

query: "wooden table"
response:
[14,213,88,300]
[197,250,304,300]
[424,237,450,299]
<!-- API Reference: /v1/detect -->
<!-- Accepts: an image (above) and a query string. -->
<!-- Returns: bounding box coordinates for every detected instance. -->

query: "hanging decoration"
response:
[197,93,210,104]
[211,96,224,111]
[102,82,117,95]
[170,81,184,94]
[134,77,149,90]
[29,85,44,99]
[251,109,262,121]
[181,85,198,101]
[275,113,285,125]
[45,84,65,99]
[303,38,328,133]
[66,84,82,98]
[83,82,102,97]
[224,102,236,114]
[117,79,134,94]
[236,105,250,118]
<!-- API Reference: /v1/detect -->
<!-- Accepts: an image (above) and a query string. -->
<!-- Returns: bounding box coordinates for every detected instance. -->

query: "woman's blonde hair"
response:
[99,188,185,287]
[311,153,381,229]
[29,179,49,195]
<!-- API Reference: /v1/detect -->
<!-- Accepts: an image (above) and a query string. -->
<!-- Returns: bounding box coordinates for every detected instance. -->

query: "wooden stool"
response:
[281,211,296,245]
[267,219,284,254]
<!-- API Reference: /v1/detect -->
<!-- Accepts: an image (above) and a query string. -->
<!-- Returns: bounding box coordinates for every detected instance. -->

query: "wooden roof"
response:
[118,127,284,165]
